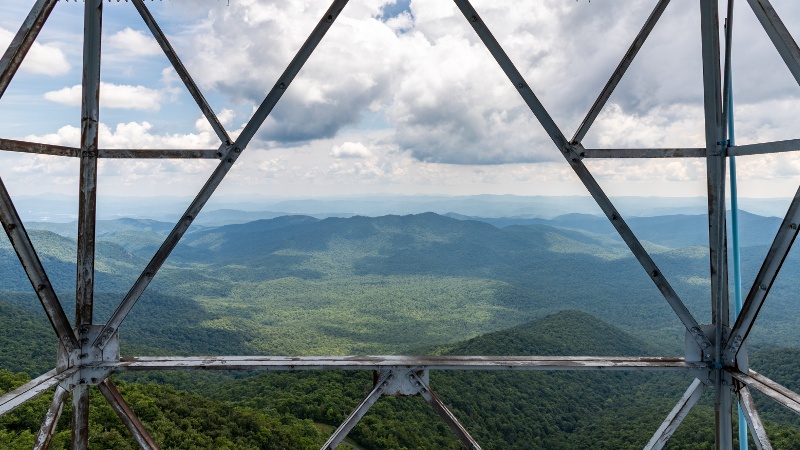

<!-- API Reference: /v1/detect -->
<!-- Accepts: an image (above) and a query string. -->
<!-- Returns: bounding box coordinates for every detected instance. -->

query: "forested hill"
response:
[4,310,800,448]
[1,211,799,360]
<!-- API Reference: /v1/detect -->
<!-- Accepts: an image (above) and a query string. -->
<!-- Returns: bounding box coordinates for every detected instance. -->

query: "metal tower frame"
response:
[0,0,799,448]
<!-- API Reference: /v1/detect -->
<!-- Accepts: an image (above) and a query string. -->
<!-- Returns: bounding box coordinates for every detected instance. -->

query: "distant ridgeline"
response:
[1,212,799,448]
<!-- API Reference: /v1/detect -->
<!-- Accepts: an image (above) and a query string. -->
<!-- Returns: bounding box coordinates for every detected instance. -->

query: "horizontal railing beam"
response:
[581,148,706,158]
[105,355,701,372]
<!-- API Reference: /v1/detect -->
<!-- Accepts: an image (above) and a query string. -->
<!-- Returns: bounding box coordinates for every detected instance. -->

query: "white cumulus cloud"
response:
[330,141,373,159]
[0,27,70,76]
[107,27,162,57]
[44,83,164,110]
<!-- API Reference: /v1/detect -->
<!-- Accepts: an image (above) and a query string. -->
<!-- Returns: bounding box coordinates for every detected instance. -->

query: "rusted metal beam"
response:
[97,149,221,159]
[738,386,773,450]
[0,177,79,352]
[581,148,705,158]
[98,379,159,450]
[322,372,386,449]
[726,184,800,361]
[453,0,712,352]
[0,368,77,416]
[731,370,800,416]
[410,372,482,450]
[571,0,671,144]
[34,386,69,450]
[93,0,350,350]
[0,138,78,157]
[73,2,103,448]
[76,0,102,328]
[644,378,707,450]
[0,0,58,100]
[746,0,800,87]
[131,0,231,146]
[104,355,702,372]
[728,139,800,156]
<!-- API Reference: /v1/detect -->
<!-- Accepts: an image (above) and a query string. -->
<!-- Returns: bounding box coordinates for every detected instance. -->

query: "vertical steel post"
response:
[73,0,102,448]
[700,0,732,448]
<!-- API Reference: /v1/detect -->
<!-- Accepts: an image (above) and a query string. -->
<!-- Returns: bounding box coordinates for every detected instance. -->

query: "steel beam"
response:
[728,139,800,156]
[0,177,79,352]
[699,0,733,448]
[0,368,77,416]
[571,0,671,144]
[104,355,701,372]
[731,370,800,416]
[76,0,102,327]
[0,138,78,157]
[0,0,58,100]
[34,386,69,450]
[410,372,481,450]
[93,0,350,350]
[746,0,800,87]
[580,148,705,158]
[98,379,159,450]
[322,372,386,449]
[131,0,231,145]
[71,385,90,450]
[97,149,221,159]
[453,0,711,351]
[726,184,800,360]
[738,386,772,450]
[644,378,707,450]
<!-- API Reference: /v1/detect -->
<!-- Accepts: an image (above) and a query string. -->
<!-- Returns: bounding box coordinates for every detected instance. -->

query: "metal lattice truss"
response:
[0,0,799,448]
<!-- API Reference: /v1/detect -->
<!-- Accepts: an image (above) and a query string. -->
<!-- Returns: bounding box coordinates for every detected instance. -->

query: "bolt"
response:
[791,223,798,230]
[79,379,86,385]
[215,152,223,158]
[611,213,618,220]
[760,284,767,291]
[37,284,46,291]
[91,378,97,384]
[651,270,659,277]
[517,82,525,89]
[7,223,15,230]
[235,147,241,153]
[227,158,233,163]
[326,14,333,23]
[279,82,286,89]
[470,15,478,23]
[79,353,88,359]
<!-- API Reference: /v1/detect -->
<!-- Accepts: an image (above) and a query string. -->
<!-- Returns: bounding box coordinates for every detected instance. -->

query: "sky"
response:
[0,0,800,202]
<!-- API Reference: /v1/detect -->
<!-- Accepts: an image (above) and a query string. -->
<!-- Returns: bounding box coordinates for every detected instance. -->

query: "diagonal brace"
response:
[93,0,350,349]
[737,385,773,450]
[644,378,707,450]
[726,184,800,361]
[409,372,481,450]
[0,177,79,352]
[322,372,388,449]
[453,0,711,351]
[131,0,231,145]
[0,368,77,416]
[572,0,671,144]
[0,0,58,99]
[98,379,159,450]
[746,0,800,87]
[34,386,69,450]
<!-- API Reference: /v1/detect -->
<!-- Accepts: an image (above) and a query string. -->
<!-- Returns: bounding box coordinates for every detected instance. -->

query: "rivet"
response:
[227,158,233,163]
[279,82,286,89]
[7,223,15,230]
[651,270,659,277]
[760,284,767,291]
[517,82,525,89]
[326,14,333,23]
[611,214,618,220]
[235,147,241,153]
[37,284,46,291]
[215,152,223,158]
[470,16,478,23]
[790,223,797,230]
